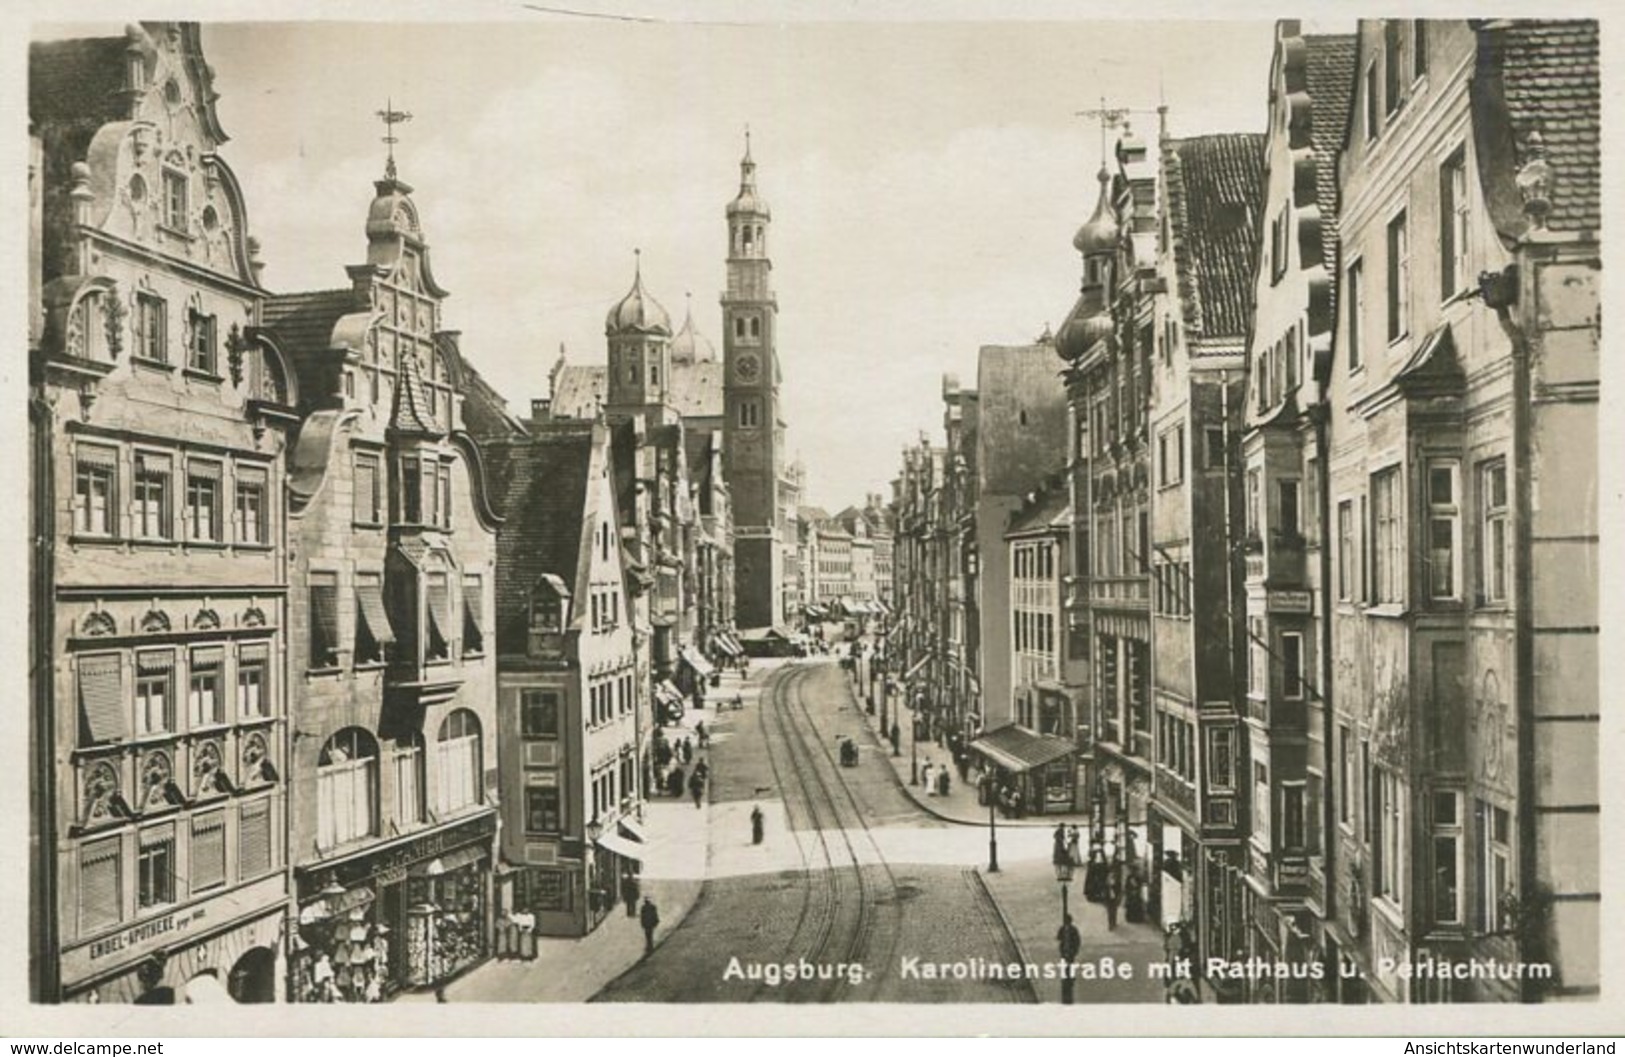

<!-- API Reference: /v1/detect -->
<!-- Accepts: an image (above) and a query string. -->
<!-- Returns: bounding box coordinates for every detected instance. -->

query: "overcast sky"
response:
[165,18,1279,508]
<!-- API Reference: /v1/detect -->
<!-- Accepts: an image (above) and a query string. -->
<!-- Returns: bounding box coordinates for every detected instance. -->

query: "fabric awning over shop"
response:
[970,724,1076,774]
[408,842,486,877]
[618,816,647,843]
[595,831,644,862]
[654,680,684,706]
[680,646,714,677]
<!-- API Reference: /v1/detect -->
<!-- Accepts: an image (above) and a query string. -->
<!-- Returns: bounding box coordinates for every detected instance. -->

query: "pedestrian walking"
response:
[1053,823,1069,866]
[681,737,694,765]
[751,804,765,845]
[621,873,640,917]
[1066,825,1082,867]
[937,766,950,797]
[889,721,901,757]
[1057,913,1083,1005]
[1104,868,1122,931]
[668,764,685,798]
[921,761,935,796]
[696,721,709,749]
[639,897,660,956]
[688,768,705,809]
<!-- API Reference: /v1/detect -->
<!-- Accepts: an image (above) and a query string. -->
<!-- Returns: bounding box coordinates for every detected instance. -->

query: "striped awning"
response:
[356,579,396,646]
[427,578,453,639]
[680,646,714,677]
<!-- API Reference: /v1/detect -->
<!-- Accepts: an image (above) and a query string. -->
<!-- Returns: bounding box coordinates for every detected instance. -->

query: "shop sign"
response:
[62,873,285,985]
[305,812,496,894]
[1267,590,1313,615]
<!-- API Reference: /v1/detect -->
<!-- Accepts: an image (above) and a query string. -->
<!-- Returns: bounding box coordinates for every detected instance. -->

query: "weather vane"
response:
[377,98,413,180]
[1075,97,1161,168]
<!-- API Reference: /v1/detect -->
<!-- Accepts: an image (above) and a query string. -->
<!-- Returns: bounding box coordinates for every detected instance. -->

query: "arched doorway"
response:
[227,946,277,1003]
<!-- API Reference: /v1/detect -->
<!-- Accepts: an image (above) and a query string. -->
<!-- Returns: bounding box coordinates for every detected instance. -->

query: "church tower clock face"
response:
[735,352,761,383]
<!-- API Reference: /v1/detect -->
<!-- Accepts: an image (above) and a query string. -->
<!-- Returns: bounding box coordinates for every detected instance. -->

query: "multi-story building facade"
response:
[485,422,643,938]
[1320,18,1598,1003]
[1144,129,1266,981]
[1236,23,1354,1002]
[30,23,299,1004]
[266,158,503,1002]
[1056,130,1160,876]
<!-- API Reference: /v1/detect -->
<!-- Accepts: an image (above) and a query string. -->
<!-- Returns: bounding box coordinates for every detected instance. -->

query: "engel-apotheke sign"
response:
[1267,590,1313,614]
[61,873,286,984]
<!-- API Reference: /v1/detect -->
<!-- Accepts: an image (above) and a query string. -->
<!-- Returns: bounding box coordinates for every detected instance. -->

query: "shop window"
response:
[133,452,171,540]
[79,838,123,933]
[137,825,176,910]
[317,728,378,850]
[73,446,118,537]
[191,812,227,893]
[435,709,482,816]
[188,646,224,727]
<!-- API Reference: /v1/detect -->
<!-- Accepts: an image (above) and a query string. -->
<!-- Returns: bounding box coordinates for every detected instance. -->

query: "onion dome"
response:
[670,296,715,363]
[1055,294,1114,362]
[726,130,771,219]
[605,253,672,337]
[1072,167,1118,255]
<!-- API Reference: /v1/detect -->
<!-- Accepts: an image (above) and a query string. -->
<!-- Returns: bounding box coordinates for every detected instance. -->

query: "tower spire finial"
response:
[634,247,642,280]
[376,98,413,181]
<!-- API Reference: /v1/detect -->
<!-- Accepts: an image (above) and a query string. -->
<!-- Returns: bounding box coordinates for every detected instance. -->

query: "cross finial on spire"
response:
[377,98,413,180]
[634,247,642,280]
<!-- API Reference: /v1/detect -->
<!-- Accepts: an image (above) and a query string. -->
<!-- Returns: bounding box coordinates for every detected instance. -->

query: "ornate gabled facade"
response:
[30,22,298,1004]
[1235,22,1355,1003]
[265,158,503,1002]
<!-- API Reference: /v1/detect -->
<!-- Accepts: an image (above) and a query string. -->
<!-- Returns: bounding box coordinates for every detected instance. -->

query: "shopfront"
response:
[969,723,1077,816]
[509,817,645,938]
[60,878,287,1005]
[289,812,495,1002]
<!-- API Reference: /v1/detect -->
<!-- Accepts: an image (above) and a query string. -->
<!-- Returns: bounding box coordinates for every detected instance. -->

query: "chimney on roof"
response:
[530,397,553,424]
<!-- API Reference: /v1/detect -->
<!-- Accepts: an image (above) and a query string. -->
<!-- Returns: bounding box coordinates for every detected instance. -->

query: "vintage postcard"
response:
[5,0,1618,1038]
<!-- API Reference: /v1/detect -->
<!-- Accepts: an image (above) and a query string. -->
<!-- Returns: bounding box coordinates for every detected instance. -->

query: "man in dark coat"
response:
[621,873,640,917]
[639,897,660,956]
[889,721,901,757]
[1057,913,1083,1004]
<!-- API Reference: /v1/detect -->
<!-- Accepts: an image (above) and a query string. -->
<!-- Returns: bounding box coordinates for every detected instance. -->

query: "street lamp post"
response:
[1056,855,1076,1004]
[987,784,999,873]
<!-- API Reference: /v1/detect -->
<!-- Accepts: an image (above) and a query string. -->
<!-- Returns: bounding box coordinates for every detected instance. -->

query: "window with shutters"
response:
[395,734,426,827]
[317,728,377,850]
[79,838,123,933]
[78,653,128,746]
[238,799,272,878]
[462,574,485,656]
[237,645,268,718]
[309,572,341,670]
[132,453,171,540]
[188,647,224,727]
[137,826,176,910]
[135,651,175,736]
[187,462,222,543]
[354,572,392,666]
[426,572,451,661]
[353,452,382,526]
[435,709,482,816]
[236,472,266,545]
[191,812,226,892]
[73,446,118,537]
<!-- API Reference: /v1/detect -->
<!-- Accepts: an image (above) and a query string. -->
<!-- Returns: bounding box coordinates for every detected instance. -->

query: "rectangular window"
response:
[1347,259,1365,371]
[1304,458,1321,546]
[191,812,227,892]
[309,572,340,670]
[1204,427,1226,470]
[402,456,423,523]
[135,651,174,736]
[1307,774,1323,855]
[739,400,761,428]
[74,446,118,536]
[354,572,391,665]
[1372,468,1404,604]
[439,463,454,530]
[1427,461,1461,600]
[163,170,188,230]
[354,452,382,525]
[1387,210,1410,342]
[1432,790,1463,926]
[136,293,167,363]
[239,799,272,878]
[137,827,175,910]
[426,572,451,661]
[79,838,123,932]
[1475,801,1513,932]
[1282,783,1306,851]
[462,574,485,655]
[1373,767,1404,907]
[1364,63,1379,141]
[188,311,217,375]
[237,645,268,718]
[188,646,224,727]
[1246,469,1262,537]
[1339,724,1353,825]
[1414,20,1429,78]
[236,474,266,545]
[1384,21,1404,116]
[1281,632,1304,700]
[1254,761,1271,845]
[186,462,222,542]
[132,453,170,540]
[395,742,424,826]
[1278,478,1301,539]
[526,787,562,834]
[1441,150,1471,301]
[78,653,128,745]
[1209,727,1235,790]
[1479,459,1509,604]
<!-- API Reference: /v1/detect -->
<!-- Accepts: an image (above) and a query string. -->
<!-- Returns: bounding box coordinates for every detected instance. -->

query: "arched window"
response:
[317,728,378,849]
[435,710,482,816]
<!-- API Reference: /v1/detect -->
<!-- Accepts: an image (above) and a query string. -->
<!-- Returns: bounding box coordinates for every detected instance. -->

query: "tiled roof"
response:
[550,363,607,420]
[30,37,129,126]
[391,343,439,434]
[1304,35,1357,238]
[262,288,358,396]
[1481,20,1600,234]
[484,426,596,653]
[1164,133,1265,341]
[1005,485,1069,537]
[667,361,723,418]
